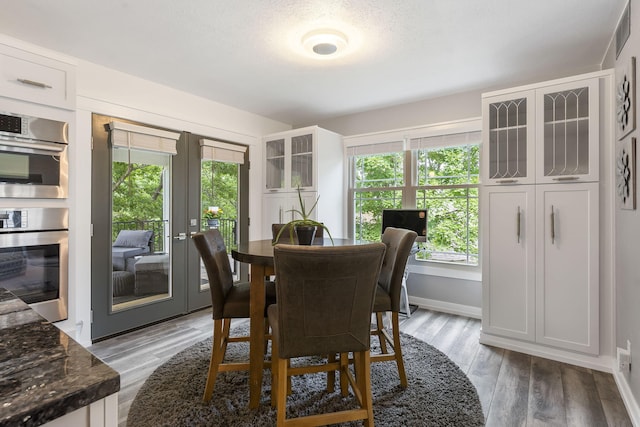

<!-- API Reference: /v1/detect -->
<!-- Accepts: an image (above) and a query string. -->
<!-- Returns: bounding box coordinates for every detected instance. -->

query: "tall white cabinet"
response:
[481,73,606,357]
[262,126,344,239]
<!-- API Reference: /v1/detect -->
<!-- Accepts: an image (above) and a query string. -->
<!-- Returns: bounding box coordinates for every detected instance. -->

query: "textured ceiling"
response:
[0,0,627,126]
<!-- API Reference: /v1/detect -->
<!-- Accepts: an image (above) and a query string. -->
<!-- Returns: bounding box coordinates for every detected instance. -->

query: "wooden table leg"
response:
[249,264,266,409]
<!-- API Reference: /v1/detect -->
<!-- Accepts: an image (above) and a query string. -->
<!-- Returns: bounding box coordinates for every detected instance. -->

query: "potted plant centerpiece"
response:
[274,187,333,245]
[203,206,222,228]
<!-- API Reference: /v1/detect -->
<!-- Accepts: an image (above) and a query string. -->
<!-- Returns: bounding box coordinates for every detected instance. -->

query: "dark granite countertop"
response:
[0,289,120,427]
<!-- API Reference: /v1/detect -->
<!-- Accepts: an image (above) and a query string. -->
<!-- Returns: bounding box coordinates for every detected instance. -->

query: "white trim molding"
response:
[613,370,640,426]
[479,332,615,373]
[410,296,482,319]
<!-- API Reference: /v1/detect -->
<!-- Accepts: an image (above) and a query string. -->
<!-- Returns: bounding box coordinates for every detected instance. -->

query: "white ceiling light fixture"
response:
[302,29,348,58]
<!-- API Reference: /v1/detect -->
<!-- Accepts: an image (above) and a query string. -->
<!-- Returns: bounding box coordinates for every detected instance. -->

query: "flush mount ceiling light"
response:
[302,29,348,57]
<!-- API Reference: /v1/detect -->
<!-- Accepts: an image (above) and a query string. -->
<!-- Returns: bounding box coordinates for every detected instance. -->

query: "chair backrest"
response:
[379,227,418,312]
[272,223,295,243]
[192,229,234,319]
[273,243,386,359]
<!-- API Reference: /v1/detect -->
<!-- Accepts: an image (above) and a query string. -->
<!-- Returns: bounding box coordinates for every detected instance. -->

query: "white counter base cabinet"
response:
[42,393,118,427]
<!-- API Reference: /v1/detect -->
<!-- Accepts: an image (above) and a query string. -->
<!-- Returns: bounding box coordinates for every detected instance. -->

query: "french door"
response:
[91,114,248,340]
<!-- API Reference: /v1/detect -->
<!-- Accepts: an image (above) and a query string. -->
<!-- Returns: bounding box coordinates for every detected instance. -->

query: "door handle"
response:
[516,206,521,243]
[550,205,555,244]
[173,232,187,241]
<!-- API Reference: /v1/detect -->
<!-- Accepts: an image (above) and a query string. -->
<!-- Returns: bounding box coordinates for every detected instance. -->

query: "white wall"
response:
[605,1,640,422]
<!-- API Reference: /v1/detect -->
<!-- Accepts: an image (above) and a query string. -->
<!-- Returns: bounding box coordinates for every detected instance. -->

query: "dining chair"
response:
[192,229,276,403]
[371,226,418,388]
[268,242,386,427]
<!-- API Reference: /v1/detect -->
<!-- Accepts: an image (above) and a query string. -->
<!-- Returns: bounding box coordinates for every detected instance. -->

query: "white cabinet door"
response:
[481,185,536,340]
[0,43,76,110]
[262,191,318,238]
[481,90,536,185]
[535,78,599,184]
[263,128,316,193]
[535,183,599,354]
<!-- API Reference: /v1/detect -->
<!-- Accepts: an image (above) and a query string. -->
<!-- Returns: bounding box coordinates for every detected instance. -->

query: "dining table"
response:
[231,237,358,408]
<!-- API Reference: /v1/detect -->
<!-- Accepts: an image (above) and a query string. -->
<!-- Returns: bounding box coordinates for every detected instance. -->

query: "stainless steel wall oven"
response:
[0,112,69,198]
[0,208,68,321]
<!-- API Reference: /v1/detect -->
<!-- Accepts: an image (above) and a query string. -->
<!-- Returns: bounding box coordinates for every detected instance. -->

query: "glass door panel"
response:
[291,133,313,188]
[111,148,172,312]
[487,98,528,180]
[265,138,285,190]
[200,158,240,288]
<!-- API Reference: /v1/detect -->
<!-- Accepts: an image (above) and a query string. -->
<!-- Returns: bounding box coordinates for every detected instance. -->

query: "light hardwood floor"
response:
[89,308,632,426]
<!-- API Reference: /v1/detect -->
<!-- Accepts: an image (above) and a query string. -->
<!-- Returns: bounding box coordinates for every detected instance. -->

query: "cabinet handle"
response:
[279,207,283,224]
[17,78,53,89]
[516,206,521,243]
[497,179,518,184]
[550,205,555,244]
[552,176,580,181]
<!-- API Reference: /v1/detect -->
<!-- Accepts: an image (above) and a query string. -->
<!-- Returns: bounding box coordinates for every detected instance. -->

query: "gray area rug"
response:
[127,326,484,426]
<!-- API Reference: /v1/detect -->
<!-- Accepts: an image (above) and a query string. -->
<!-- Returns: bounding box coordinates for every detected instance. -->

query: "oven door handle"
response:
[0,138,66,153]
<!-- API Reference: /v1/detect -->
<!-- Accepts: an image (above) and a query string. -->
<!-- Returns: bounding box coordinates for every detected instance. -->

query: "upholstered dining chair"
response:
[371,226,418,388]
[192,229,276,403]
[268,243,386,427]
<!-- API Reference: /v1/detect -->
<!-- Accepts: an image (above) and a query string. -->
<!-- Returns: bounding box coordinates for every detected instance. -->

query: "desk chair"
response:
[268,243,386,427]
[371,227,418,388]
[192,229,276,403]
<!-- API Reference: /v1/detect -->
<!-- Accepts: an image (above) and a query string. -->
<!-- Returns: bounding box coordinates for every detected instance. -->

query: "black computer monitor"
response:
[381,209,427,240]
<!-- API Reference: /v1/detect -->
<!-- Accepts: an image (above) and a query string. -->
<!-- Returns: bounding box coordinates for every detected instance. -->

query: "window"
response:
[348,124,480,266]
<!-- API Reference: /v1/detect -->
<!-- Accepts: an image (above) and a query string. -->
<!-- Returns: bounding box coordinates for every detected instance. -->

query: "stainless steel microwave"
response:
[0,112,69,199]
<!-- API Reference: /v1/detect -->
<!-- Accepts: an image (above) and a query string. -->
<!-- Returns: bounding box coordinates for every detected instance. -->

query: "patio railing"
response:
[113,218,238,253]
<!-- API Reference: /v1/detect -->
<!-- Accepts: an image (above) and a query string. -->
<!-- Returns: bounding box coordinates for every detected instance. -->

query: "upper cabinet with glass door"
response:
[264,126,341,193]
[482,90,536,185]
[536,78,599,184]
[482,75,600,185]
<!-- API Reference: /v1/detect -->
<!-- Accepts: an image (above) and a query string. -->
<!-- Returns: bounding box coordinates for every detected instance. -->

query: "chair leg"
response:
[375,312,389,354]
[327,353,336,393]
[355,350,374,427]
[276,357,288,427]
[270,333,279,408]
[391,311,408,388]
[340,352,349,397]
[203,318,226,402]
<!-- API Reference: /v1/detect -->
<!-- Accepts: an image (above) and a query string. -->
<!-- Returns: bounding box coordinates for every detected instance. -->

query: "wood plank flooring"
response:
[88,308,632,426]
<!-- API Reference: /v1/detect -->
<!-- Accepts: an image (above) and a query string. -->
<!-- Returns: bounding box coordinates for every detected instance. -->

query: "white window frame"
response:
[345,118,482,280]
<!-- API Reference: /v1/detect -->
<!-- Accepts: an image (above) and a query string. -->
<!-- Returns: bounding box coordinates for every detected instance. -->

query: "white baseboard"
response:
[409,296,482,319]
[613,370,640,426]
[479,332,614,373]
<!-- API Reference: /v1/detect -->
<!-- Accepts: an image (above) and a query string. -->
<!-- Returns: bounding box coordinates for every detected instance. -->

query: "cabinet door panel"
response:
[535,183,598,354]
[481,90,536,185]
[481,186,535,340]
[536,79,599,183]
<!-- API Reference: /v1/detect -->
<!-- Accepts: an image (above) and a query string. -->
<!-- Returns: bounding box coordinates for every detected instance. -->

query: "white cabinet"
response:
[481,185,536,341]
[482,90,536,185]
[482,78,599,186]
[535,78,599,184]
[0,43,76,110]
[263,191,319,225]
[262,126,344,239]
[480,73,605,357]
[535,183,599,354]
